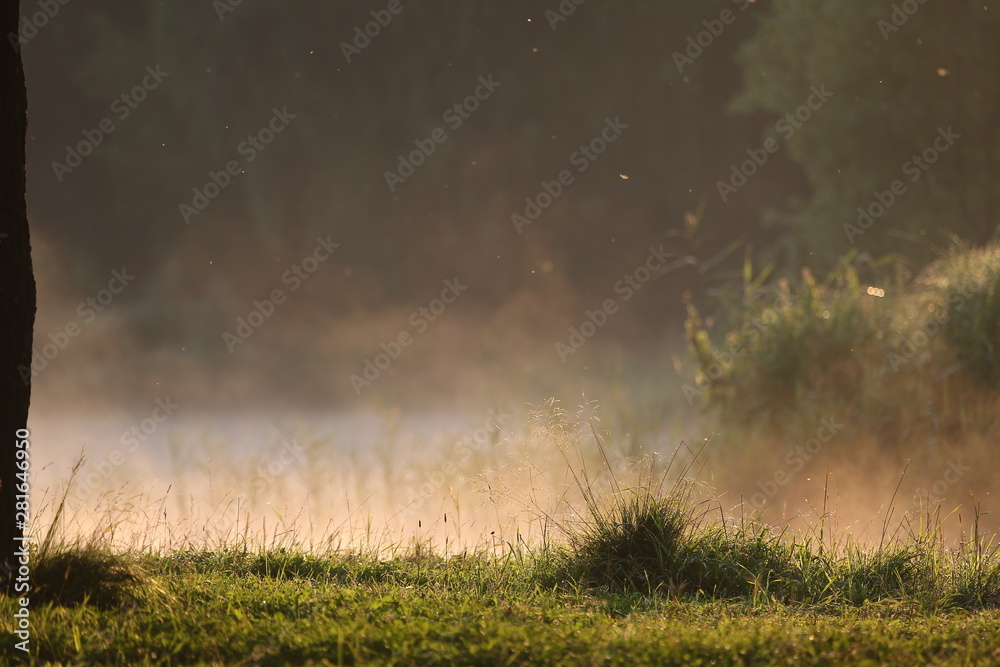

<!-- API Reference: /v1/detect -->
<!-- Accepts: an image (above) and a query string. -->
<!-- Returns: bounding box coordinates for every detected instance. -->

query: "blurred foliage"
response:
[915,242,1000,386]
[29,0,786,345]
[685,256,881,429]
[733,0,1000,272]
[685,242,1000,445]
[27,0,1000,379]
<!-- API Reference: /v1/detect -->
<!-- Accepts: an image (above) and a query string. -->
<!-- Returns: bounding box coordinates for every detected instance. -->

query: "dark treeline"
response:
[25,1,798,347]
[20,1,998,405]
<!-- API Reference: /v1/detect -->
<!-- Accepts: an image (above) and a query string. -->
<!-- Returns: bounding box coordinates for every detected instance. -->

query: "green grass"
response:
[3,538,1000,666]
[7,425,1000,666]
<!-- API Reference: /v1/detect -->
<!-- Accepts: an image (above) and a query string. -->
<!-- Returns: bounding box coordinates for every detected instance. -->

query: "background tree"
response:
[27,2,789,331]
[0,0,37,586]
[23,1,823,409]
[733,0,1000,272]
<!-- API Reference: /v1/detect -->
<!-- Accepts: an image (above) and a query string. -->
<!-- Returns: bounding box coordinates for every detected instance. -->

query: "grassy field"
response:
[6,427,1000,666]
[2,545,998,666]
[8,243,999,665]
[3,523,1000,666]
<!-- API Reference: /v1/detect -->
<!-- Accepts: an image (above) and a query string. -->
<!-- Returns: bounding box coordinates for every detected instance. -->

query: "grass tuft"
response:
[568,486,689,593]
[32,546,155,609]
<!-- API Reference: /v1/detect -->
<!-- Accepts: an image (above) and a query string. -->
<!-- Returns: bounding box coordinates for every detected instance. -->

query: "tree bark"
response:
[0,0,37,589]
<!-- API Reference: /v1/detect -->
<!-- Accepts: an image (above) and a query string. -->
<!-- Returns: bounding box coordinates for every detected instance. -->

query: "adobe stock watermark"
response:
[511,116,629,234]
[213,0,244,21]
[249,437,307,495]
[717,84,833,202]
[11,429,32,653]
[843,126,960,244]
[7,0,73,52]
[748,416,844,511]
[179,106,297,224]
[223,236,340,352]
[403,407,511,514]
[72,397,180,502]
[673,0,755,74]
[908,459,971,513]
[51,65,169,182]
[350,277,468,395]
[878,0,928,40]
[18,268,135,385]
[545,0,587,30]
[883,271,983,374]
[384,74,502,192]
[340,0,413,63]
[884,307,949,374]
[555,247,692,362]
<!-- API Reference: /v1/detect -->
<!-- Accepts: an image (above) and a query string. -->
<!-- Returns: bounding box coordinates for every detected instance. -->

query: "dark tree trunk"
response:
[0,0,37,589]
